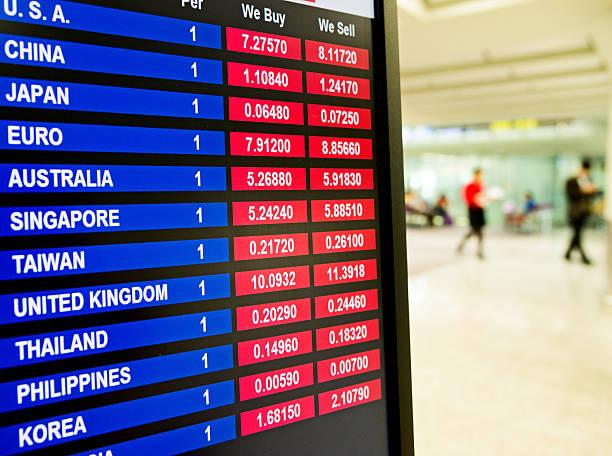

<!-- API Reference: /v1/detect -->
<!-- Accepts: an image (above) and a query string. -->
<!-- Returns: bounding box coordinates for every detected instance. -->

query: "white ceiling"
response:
[397,0,612,126]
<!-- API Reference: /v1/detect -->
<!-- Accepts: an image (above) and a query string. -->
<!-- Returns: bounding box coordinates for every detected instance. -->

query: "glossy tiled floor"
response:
[407,228,612,456]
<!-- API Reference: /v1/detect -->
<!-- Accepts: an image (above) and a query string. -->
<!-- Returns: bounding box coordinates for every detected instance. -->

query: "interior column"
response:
[606,82,612,305]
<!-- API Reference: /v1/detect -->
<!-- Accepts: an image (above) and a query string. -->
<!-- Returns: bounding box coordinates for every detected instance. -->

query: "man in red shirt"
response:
[457,168,486,259]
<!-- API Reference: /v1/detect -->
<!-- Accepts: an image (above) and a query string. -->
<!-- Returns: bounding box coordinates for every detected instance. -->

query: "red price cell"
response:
[316,319,379,351]
[227,27,301,60]
[228,62,302,92]
[318,379,381,415]
[239,363,314,401]
[229,97,304,125]
[305,40,369,69]
[315,289,379,319]
[312,229,376,254]
[233,201,307,226]
[234,233,309,261]
[314,259,377,286]
[311,199,374,222]
[317,349,381,383]
[306,72,370,99]
[308,105,371,129]
[238,330,312,366]
[311,199,375,222]
[235,265,310,296]
[236,298,311,331]
[309,136,372,160]
[230,132,305,157]
[310,168,373,190]
[231,167,306,191]
[240,395,315,436]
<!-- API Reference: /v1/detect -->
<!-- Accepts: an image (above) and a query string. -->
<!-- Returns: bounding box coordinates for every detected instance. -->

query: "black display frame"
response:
[371,0,414,454]
[0,0,414,453]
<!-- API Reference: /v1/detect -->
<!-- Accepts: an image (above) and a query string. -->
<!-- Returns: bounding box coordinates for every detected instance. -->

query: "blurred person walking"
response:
[564,160,598,265]
[457,168,486,259]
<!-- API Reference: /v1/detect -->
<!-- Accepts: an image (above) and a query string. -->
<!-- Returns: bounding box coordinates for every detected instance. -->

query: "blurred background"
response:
[395,0,612,454]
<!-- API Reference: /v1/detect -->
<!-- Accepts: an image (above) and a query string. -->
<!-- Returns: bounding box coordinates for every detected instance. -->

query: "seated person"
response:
[432,194,453,225]
[405,190,434,226]
[524,192,538,213]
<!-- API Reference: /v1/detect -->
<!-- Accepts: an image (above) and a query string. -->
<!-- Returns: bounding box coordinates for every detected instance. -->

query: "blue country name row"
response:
[0,0,221,48]
[0,121,225,154]
[1,77,223,118]
[0,164,226,192]
[0,203,228,236]
[0,238,229,280]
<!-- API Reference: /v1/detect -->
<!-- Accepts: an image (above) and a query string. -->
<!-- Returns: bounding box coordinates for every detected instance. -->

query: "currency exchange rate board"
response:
[0,0,398,454]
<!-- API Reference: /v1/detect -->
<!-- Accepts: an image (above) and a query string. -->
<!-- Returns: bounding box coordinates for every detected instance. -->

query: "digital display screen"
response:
[0,0,396,454]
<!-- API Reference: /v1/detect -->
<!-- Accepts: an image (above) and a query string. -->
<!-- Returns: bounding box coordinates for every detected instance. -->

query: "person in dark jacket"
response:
[564,160,598,264]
